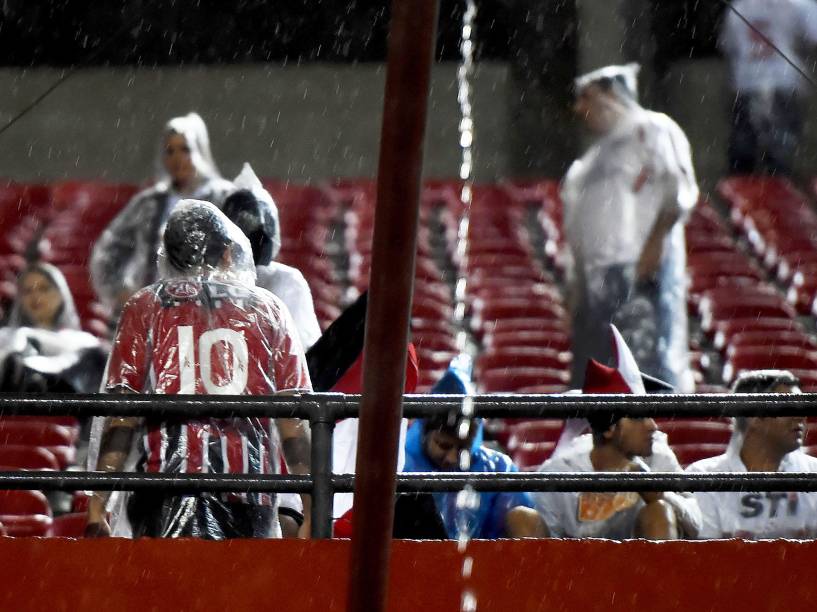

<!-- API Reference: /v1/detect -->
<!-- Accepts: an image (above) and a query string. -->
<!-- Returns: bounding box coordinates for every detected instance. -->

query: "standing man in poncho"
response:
[562,63,699,391]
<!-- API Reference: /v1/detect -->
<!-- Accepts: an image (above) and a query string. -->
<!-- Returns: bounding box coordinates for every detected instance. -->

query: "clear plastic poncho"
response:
[562,63,698,391]
[230,164,321,349]
[88,201,311,539]
[90,112,235,308]
[0,263,104,393]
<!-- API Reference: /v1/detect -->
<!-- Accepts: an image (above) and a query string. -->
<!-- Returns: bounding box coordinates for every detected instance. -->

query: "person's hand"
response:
[626,461,664,505]
[635,239,663,283]
[84,518,112,538]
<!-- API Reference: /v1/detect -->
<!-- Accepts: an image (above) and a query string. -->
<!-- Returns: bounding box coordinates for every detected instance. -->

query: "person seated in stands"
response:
[687,370,817,539]
[0,263,105,394]
[222,163,321,349]
[86,200,312,540]
[534,325,701,539]
[90,112,235,312]
[401,357,548,539]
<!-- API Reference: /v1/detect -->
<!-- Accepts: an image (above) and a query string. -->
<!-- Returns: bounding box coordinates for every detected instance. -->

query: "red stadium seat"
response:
[479,367,570,393]
[50,512,88,538]
[671,444,727,468]
[725,331,817,356]
[0,446,59,471]
[712,317,804,348]
[507,420,565,450]
[476,347,570,374]
[0,490,53,537]
[0,422,76,468]
[658,421,732,446]
[724,347,817,383]
[484,330,571,352]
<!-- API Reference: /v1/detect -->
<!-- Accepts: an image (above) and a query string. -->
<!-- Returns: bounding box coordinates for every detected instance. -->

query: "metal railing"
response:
[1,392,817,538]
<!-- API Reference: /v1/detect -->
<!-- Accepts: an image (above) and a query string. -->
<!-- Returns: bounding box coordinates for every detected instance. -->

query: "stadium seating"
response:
[0,490,53,537]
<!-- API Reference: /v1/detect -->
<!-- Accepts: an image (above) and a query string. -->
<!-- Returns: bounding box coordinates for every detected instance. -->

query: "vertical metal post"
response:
[347,1,439,611]
[308,398,335,539]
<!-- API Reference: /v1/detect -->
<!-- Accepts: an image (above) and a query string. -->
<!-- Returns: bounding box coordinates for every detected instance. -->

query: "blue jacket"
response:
[404,419,534,539]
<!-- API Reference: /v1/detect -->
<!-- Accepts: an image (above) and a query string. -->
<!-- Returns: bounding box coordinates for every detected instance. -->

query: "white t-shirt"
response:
[255,263,322,350]
[720,0,817,93]
[687,449,817,539]
[561,109,698,273]
[534,433,701,538]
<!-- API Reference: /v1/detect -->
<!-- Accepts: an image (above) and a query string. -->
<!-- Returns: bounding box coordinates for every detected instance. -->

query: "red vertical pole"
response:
[346,1,439,611]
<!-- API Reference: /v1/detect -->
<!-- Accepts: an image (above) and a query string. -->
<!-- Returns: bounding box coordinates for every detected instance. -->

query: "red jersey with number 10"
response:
[104,278,311,494]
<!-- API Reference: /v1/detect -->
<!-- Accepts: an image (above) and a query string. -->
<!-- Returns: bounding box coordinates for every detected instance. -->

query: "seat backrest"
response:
[0,489,51,516]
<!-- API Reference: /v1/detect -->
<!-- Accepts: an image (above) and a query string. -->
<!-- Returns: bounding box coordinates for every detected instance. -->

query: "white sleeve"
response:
[685,463,723,539]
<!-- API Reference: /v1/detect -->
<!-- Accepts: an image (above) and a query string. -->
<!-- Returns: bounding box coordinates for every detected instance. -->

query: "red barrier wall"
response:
[1,538,816,611]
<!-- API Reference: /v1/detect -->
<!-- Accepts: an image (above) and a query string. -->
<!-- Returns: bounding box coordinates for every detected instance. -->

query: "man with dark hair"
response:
[535,326,700,539]
[86,200,312,540]
[402,359,548,539]
[687,370,817,539]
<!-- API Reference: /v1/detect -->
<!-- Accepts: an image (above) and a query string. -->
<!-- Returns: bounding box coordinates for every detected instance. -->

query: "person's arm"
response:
[276,417,312,538]
[89,192,150,308]
[635,207,680,282]
[84,414,141,537]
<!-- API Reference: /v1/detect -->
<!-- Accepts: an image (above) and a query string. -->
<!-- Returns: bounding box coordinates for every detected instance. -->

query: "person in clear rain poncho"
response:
[222,163,322,350]
[562,63,698,392]
[0,263,105,394]
[85,200,312,540]
[90,112,235,311]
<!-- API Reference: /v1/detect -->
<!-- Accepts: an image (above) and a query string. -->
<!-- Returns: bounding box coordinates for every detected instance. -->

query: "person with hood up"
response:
[687,370,817,539]
[90,112,234,311]
[534,325,701,540]
[222,163,321,350]
[562,63,698,392]
[85,200,312,540]
[0,263,105,393]
[402,355,548,540]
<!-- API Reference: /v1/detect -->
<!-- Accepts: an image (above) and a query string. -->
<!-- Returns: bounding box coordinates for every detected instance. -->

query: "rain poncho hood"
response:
[90,113,235,308]
[7,263,81,331]
[0,263,104,393]
[157,112,221,187]
[228,162,282,263]
[574,62,641,103]
[156,199,256,287]
[404,359,532,539]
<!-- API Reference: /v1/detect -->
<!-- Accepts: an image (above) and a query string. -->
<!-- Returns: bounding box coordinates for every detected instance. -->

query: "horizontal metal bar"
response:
[1,392,816,420]
[0,393,311,419]
[5,471,817,494]
[361,472,817,493]
[0,471,314,493]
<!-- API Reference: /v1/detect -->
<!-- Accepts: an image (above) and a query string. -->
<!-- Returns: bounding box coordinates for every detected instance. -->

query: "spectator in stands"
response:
[535,326,701,539]
[222,163,321,349]
[687,370,817,539]
[0,263,104,393]
[720,0,817,175]
[86,200,312,539]
[402,358,548,539]
[90,112,234,311]
[563,63,698,392]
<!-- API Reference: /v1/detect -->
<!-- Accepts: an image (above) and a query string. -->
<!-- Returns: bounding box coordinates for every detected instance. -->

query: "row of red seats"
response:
[468,185,571,395]
[719,177,817,314]
[709,179,817,388]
